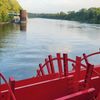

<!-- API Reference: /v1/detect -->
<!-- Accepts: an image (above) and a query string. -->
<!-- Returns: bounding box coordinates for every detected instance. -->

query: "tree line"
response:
[0,0,21,22]
[28,7,100,24]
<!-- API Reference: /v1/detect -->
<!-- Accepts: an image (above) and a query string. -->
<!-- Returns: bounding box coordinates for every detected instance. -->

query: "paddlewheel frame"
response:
[0,51,100,100]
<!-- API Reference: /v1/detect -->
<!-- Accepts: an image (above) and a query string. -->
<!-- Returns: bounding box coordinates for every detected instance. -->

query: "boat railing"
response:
[0,73,16,100]
[36,52,100,89]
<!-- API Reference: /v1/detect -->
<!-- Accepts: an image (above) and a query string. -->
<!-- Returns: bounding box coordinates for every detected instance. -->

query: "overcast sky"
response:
[18,0,100,13]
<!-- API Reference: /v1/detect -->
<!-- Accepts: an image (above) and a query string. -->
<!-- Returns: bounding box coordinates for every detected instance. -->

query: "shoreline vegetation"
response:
[28,7,100,24]
[0,0,21,24]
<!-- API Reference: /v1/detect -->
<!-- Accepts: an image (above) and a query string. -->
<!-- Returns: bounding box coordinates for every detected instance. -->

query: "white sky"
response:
[18,0,100,13]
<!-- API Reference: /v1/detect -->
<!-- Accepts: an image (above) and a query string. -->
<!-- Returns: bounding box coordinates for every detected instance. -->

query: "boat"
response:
[0,51,100,100]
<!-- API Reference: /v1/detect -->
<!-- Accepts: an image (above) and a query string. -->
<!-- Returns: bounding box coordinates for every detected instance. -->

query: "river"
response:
[0,18,100,80]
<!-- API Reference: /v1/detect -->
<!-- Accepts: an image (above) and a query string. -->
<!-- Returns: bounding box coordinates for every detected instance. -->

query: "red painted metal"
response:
[82,52,100,77]
[74,56,81,91]
[74,56,81,81]
[63,54,68,76]
[83,53,89,65]
[48,55,55,74]
[45,58,51,74]
[57,53,63,76]
[81,51,100,61]
[9,77,15,94]
[9,77,15,100]
[0,73,16,100]
[55,88,96,100]
[39,64,45,76]
[37,69,41,77]
[84,64,94,88]
[0,51,100,100]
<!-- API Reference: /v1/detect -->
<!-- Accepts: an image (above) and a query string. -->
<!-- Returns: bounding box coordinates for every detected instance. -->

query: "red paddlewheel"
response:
[0,51,100,100]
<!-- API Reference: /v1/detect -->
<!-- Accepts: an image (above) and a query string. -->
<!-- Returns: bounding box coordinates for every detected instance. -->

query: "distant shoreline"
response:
[28,7,100,24]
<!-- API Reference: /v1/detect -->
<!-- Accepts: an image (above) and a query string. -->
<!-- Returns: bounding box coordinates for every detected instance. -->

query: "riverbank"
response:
[28,7,100,24]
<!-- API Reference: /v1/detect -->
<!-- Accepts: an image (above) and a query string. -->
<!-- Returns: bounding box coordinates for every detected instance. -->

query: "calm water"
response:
[0,18,100,80]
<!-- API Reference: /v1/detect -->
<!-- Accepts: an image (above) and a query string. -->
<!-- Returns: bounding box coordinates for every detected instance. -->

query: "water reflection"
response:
[20,23,27,31]
[0,23,19,34]
[0,24,19,48]
[0,18,100,80]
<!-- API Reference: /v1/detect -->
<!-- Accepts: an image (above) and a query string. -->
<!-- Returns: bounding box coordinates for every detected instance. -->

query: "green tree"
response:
[0,0,21,22]
[28,7,100,24]
[0,0,10,22]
